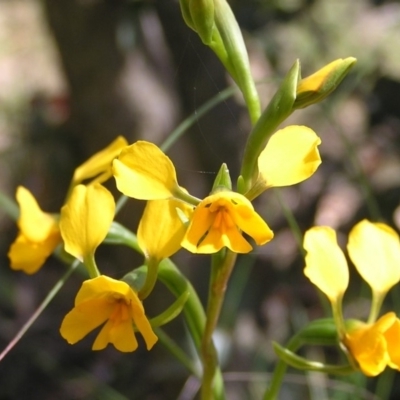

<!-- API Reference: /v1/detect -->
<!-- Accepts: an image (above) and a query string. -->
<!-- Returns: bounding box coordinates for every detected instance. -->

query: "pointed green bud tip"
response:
[180,0,215,45]
[212,163,232,192]
[293,57,357,109]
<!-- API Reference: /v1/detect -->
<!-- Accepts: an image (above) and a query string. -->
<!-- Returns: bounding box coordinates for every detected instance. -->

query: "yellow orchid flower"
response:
[245,125,321,200]
[60,184,115,264]
[181,191,273,254]
[8,186,61,274]
[303,220,400,376]
[138,198,194,261]
[72,136,128,186]
[60,275,158,352]
[344,312,400,376]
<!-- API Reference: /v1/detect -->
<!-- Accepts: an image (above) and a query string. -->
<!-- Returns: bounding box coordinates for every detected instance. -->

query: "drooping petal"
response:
[8,232,61,274]
[227,196,273,245]
[257,126,321,188]
[60,184,115,261]
[138,198,193,260]
[92,304,138,352]
[72,136,128,186]
[60,298,113,344]
[16,186,58,242]
[344,312,396,376]
[113,141,179,200]
[303,226,349,303]
[181,200,215,253]
[348,220,400,295]
[130,302,158,350]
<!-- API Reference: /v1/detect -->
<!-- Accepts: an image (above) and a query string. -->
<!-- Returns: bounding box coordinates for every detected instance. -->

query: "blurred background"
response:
[1,0,400,399]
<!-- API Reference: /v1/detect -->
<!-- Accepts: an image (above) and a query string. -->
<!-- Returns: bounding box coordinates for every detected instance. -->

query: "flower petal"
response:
[348,220,400,295]
[303,226,349,303]
[8,232,60,274]
[16,186,58,242]
[138,199,193,260]
[113,141,179,200]
[60,184,115,260]
[72,136,128,185]
[60,298,113,344]
[92,307,138,352]
[384,316,400,370]
[130,303,158,350]
[258,126,321,188]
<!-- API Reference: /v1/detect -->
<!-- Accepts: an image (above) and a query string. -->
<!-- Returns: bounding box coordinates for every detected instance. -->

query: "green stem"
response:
[263,336,302,400]
[155,327,200,377]
[0,191,19,221]
[368,290,386,324]
[138,257,159,300]
[0,260,79,361]
[157,258,225,399]
[201,249,237,400]
[83,253,101,278]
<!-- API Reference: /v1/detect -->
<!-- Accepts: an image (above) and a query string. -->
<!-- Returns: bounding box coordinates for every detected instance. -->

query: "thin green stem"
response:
[0,260,80,361]
[83,253,100,278]
[263,336,302,400]
[138,257,159,300]
[157,258,225,399]
[0,191,19,221]
[368,290,386,324]
[201,250,237,400]
[155,327,200,377]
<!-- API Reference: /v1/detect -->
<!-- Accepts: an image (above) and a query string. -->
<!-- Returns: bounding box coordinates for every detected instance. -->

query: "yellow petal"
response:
[60,298,113,344]
[60,184,115,260]
[74,275,131,305]
[348,220,400,295]
[92,306,138,352]
[303,226,349,303]
[344,312,396,376]
[257,126,321,188]
[113,141,179,200]
[138,198,193,260]
[8,231,61,274]
[130,303,158,350]
[72,136,128,185]
[16,186,58,242]
[384,316,400,370]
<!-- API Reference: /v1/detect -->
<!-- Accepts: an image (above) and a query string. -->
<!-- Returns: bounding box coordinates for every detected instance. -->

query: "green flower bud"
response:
[293,57,357,109]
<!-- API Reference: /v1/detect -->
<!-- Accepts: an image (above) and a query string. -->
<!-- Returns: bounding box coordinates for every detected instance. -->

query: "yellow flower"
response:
[304,220,400,376]
[113,141,181,200]
[72,136,128,186]
[60,184,115,262]
[245,126,321,200]
[8,186,61,274]
[60,275,158,352]
[138,198,194,260]
[181,191,273,254]
[344,312,400,376]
